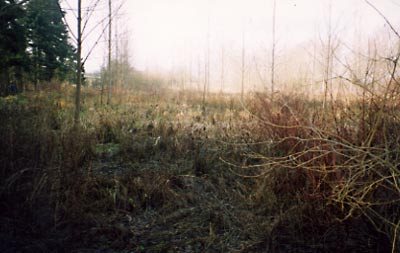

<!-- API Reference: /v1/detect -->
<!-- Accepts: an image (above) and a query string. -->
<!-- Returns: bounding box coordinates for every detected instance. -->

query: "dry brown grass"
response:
[0,87,398,252]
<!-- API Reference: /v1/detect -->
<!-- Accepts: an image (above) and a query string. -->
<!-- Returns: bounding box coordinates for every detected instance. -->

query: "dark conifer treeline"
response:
[0,0,75,95]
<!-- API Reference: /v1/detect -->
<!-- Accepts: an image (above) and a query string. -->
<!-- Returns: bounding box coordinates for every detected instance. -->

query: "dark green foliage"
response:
[0,0,28,94]
[0,0,76,95]
[25,0,75,85]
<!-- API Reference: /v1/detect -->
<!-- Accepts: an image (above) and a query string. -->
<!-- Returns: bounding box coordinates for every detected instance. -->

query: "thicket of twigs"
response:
[242,90,400,252]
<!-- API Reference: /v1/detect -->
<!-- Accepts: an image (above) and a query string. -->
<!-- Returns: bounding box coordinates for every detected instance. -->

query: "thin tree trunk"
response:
[203,51,207,106]
[206,17,210,97]
[100,71,104,105]
[311,24,317,97]
[241,27,245,101]
[271,0,276,100]
[74,0,82,124]
[115,15,119,89]
[323,0,332,109]
[34,47,39,91]
[107,0,112,105]
[197,56,201,92]
[203,17,210,107]
[220,45,224,93]
[189,58,193,90]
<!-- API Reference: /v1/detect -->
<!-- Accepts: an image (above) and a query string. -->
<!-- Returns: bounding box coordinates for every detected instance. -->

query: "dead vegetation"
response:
[0,87,398,252]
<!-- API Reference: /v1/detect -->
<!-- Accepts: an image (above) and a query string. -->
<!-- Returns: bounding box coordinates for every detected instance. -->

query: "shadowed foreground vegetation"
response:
[0,87,399,252]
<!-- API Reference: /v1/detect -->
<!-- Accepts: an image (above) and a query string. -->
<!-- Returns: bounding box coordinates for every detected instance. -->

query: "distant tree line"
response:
[95,59,167,96]
[0,0,76,95]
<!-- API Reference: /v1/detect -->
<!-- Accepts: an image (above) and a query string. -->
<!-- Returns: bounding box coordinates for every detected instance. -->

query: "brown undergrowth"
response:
[232,92,399,252]
[0,88,398,252]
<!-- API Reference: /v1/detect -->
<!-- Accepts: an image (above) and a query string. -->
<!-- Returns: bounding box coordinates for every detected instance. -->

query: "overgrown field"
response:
[0,87,399,252]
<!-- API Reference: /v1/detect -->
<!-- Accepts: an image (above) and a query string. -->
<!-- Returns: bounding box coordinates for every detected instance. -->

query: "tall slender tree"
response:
[220,45,225,93]
[241,27,245,101]
[74,0,82,124]
[107,0,112,105]
[322,0,332,109]
[271,0,276,100]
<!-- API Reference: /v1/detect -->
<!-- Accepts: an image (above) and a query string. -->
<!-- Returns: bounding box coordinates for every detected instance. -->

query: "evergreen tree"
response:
[0,0,27,94]
[25,0,75,87]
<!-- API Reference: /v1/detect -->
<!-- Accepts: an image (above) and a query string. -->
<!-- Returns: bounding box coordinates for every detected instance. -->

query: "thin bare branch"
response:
[365,0,400,38]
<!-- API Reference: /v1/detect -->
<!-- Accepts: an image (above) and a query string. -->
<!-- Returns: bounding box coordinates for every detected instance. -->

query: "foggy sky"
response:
[61,0,399,74]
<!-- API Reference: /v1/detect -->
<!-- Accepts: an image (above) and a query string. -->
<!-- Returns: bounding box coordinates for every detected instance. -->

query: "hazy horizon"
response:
[61,0,399,93]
